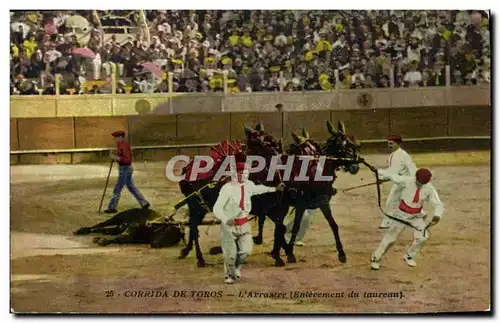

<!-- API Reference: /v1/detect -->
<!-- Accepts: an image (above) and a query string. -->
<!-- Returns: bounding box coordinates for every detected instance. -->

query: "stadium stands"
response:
[10,10,490,95]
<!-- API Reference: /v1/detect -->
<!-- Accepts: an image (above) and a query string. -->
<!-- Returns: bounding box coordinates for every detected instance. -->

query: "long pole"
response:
[99,160,114,213]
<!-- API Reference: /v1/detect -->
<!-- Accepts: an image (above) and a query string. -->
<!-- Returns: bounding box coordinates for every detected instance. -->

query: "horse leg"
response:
[252,214,265,245]
[269,216,286,267]
[179,222,195,259]
[193,222,206,268]
[286,206,305,264]
[266,202,291,267]
[319,203,346,263]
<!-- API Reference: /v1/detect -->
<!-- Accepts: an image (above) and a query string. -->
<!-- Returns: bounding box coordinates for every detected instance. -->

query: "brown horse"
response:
[249,121,362,265]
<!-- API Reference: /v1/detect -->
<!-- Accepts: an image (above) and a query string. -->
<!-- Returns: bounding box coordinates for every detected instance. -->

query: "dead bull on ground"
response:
[74,208,224,248]
[74,208,184,248]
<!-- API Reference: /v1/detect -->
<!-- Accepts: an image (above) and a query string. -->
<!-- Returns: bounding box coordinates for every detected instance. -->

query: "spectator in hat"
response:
[351,67,365,84]
[472,58,490,84]
[21,80,39,95]
[403,61,422,87]
[378,75,390,88]
[364,74,374,88]
[43,82,56,95]
[427,64,445,86]
[350,76,364,89]
[105,130,150,213]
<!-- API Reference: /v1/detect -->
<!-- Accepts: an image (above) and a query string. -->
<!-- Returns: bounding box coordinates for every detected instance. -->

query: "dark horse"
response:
[212,120,362,267]
[175,127,288,267]
[249,120,362,265]
[175,121,361,267]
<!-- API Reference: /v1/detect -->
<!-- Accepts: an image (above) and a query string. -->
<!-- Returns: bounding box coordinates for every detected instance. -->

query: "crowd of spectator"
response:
[10,10,490,95]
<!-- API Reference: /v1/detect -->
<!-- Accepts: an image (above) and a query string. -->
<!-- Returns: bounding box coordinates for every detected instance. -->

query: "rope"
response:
[342,179,390,193]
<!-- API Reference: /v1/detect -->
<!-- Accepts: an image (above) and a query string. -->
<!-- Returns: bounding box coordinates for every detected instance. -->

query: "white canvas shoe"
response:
[224,276,234,284]
[371,257,380,270]
[295,241,305,246]
[234,267,241,281]
[403,254,417,267]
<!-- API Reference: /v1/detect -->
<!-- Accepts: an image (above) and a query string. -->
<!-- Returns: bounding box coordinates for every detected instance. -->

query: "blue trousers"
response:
[108,165,148,209]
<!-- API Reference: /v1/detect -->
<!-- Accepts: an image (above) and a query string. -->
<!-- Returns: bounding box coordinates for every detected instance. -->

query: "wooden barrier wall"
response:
[10,86,491,117]
[11,106,491,153]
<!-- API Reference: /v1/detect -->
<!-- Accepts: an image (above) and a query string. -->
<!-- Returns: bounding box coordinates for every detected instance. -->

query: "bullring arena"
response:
[10,85,491,313]
[9,9,491,313]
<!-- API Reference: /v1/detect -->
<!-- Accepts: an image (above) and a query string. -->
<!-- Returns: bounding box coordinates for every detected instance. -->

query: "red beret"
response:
[416,168,432,184]
[387,134,402,143]
[111,130,126,137]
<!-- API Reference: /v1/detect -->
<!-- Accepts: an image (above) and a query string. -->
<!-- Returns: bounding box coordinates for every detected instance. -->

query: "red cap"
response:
[111,130,126,137]
[387,134,402,143]
[416,168,432,184]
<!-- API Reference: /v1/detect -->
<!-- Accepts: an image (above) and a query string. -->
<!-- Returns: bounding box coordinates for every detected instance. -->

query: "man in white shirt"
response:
[371,168,444,270]
[274,32,288,47]
[44,45,62,65]
[378,135,417,229]
[213,162,283,284]
[403,64,423,87]
[333,34,347,49]
[351,68,365,84]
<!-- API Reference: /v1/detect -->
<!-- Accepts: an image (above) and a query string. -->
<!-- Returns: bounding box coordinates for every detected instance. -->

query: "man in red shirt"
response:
[104,130,150,213]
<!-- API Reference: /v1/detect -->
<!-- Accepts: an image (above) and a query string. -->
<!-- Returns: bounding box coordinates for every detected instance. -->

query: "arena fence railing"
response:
[10,136,490,155]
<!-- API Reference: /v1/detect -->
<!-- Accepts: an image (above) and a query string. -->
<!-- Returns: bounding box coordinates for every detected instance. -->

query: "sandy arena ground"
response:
[10,151,491,313]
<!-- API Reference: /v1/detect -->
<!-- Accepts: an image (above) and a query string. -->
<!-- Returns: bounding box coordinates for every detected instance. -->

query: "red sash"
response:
[234,217,249,226]
[399,200,423,214]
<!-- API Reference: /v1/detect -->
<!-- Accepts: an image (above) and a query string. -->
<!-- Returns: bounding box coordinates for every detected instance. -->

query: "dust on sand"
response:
[10,152,491,313]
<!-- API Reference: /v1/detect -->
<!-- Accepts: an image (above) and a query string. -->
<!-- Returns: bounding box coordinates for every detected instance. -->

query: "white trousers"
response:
[381,184,400,224]
[285,209,315,241]
[372,209,428,262]
[220,222,252,278]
